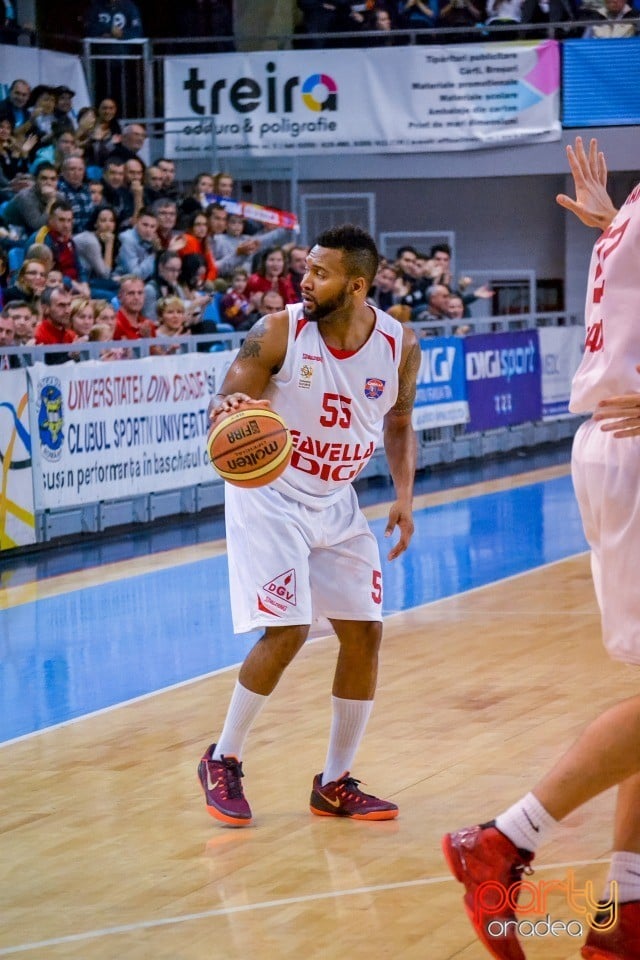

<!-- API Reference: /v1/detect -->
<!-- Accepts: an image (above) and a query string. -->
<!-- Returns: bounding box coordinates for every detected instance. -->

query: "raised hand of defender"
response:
[556,136,618,231]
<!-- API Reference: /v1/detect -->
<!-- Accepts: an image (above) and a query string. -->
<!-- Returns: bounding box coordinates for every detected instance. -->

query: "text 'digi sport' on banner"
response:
[0,369,36,549]
[412,337,469,430]
[464,330,542,432]
[28,353,237,510]
[163,42,560,158]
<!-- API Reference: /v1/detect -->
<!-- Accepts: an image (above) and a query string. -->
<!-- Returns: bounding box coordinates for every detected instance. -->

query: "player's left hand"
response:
[594,365,640,437]
[384,501,414,561]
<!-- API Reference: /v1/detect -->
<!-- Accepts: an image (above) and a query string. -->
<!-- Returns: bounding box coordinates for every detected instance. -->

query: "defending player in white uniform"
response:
[442,138,640,960]
[198,225,420,827]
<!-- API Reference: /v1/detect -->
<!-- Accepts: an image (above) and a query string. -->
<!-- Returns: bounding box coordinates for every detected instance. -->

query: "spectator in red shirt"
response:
[33,200,90,298]
[33,286,76,364]
[113,274,156,341]
[246,246,297,306]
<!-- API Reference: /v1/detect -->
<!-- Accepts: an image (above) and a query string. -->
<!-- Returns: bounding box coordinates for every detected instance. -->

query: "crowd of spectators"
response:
[295,0,640,41]
[0,78,312,365]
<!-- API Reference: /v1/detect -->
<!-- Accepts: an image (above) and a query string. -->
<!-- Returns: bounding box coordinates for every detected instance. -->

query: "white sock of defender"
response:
[321,696,374,786]
[213,682,269,760]
[494,792,558,853]
[603,851,640,903]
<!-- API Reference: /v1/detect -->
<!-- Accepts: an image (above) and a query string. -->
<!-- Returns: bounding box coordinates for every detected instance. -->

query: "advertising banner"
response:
[28,352,236,510]
[563,37,640,127]
[464,330,542,432]
[0,46,90,110]
[538,325,584,420]
[0,369,36,549]
[163,41,560,158]
[412,336,469,430]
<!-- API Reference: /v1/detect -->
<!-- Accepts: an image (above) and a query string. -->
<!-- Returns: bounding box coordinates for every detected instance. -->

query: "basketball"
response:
[207,407,293,488]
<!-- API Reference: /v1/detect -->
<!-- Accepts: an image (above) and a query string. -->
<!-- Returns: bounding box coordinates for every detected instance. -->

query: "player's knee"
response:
[261,625,308,668]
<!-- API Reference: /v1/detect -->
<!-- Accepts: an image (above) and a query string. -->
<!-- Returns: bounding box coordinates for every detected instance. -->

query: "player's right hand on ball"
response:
[208,393,271,425]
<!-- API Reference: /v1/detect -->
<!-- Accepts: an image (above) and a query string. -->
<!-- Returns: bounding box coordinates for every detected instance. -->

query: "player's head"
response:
[302,224,379,322]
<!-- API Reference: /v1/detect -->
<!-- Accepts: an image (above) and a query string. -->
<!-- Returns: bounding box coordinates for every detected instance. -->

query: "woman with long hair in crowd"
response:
[70,298,95,340]
[179,172,215,223]
[4,258,47,310]
[0,117,36,181]
[180,210,217,282]
[246,245,297,305]
[74,204,121,294]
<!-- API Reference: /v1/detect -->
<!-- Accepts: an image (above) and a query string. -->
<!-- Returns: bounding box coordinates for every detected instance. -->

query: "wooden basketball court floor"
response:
[1,457,637,960]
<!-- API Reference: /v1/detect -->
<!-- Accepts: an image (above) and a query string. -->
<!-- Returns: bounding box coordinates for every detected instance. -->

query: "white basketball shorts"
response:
[572,417,640,665]
[224,482,384,633]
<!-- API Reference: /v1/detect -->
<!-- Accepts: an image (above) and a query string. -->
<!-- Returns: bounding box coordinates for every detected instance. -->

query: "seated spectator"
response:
[484,0,525,32]
[414,281,451,323]
[33,286,76,364]
[124,157,146,213]
[398,0,439,30]
[87,0,144,38]
[155,295,186,352]
[45,269,65,291]
[143,166,166,206]
[70,297,95,339]
[246,246,297,305]
[179,172,216,223]
[113,275,156,341]
[92,298,117,335]
[584,0,637,33]
[53,86,78,132]
[57,156,94,234]
[213,171,234,198]
[438,0,482,29]
[250,288,286,325]
[3,162,60,235]
[101,158,134,227]
[178,252,211,321]
[207,202,260,277]
[89,180,105,206]
[88,321,129,360]
[0,248,9,305]
[24,242,54,274]
[0,307,21,368]
[85,99,121,171]
[4,257,47,309]
[180,210,217,281]
[0,117,34,182]
[371,262,400,311]
[221,268,252,329]
[109,123,147,164]
[143,250,183,320]
[74,204,120,289]
[29,127,79,175]
[156,158,180,202]
[447,291,466,319]
[223,212,295,274]
[17,86,58,159]
[4,299,37,345]
[32,200,90,296]
[153,198,185,252]
[0,79,31,129]
[285,244,309,301]
[115,207,158,280]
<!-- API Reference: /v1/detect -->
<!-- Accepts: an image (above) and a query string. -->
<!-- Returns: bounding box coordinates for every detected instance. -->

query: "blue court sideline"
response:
[0,470,588,744]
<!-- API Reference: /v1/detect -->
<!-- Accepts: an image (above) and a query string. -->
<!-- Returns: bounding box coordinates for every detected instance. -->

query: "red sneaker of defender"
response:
[442,824,534,960]
[197,744,252,826]
[582,901,640,960]
[310,772,398,821]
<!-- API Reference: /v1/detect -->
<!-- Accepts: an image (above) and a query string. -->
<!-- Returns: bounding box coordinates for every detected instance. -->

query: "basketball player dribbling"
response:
[442,137,640,960]
[198,225,420,826]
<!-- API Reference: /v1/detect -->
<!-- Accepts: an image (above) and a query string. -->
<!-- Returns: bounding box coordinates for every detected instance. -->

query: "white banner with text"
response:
[163,41,560,158]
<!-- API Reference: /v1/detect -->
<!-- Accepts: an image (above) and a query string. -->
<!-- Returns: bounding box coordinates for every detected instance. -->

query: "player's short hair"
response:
[314,224,379,286]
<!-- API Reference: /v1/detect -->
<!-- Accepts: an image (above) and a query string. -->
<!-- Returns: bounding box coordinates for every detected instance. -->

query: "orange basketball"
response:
[207,407,293,488]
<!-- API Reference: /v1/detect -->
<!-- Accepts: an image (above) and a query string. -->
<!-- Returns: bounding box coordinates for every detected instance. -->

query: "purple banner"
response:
[464,331,542,433]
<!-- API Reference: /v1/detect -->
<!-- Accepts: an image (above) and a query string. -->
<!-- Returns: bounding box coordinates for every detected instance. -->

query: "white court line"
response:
[0,551,589,751]
[0,857,610,956]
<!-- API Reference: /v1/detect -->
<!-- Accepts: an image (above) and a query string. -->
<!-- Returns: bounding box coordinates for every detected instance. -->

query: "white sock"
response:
[603,851,640,904]
[321,696,374,785]
[213,682,269,760]
[494,792,558,853]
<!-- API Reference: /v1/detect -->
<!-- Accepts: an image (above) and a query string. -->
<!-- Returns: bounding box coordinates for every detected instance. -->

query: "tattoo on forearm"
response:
[394,342,420,415]
[237,318,267,361]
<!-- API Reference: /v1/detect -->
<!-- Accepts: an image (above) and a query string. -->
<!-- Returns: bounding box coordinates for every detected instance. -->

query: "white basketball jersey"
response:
[570,184,640,413]
[265,303,403,506]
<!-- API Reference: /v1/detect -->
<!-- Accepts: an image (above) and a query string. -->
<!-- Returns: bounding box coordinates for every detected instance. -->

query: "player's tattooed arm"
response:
[393,339,420,417]
[237,317,267,361]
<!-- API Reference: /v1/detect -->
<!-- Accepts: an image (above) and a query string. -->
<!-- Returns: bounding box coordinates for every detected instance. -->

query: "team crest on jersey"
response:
[298,363,314,390]
[364,377,385,399]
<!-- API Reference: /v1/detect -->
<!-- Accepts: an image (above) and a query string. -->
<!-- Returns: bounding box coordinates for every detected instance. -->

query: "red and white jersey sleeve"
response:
[264,303,403,506]
[570,184,640,414]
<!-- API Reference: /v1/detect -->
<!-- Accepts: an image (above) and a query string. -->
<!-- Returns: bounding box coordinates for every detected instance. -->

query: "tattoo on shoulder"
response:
[394,342,420,416]
[238,318,267,360]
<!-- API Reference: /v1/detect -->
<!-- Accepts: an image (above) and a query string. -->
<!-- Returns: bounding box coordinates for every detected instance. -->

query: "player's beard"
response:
[302,285,351,322]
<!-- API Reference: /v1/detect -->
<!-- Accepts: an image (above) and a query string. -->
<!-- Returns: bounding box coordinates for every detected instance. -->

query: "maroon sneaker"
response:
[582,901,640,960]
[442,824,534,960]
[309,772,398,821]
[197,744,252,826]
